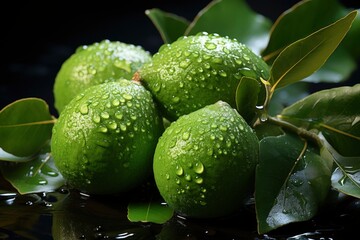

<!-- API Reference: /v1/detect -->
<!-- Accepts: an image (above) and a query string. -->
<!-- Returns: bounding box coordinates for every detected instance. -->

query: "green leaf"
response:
[0,146,65,194]
[235,76,261,124]
[320,139,360,198]
[145,8,190,44]
[332,167,360,198]
[262,0,348,63]
[0,98,55,157]
[303,47,356,83]
[279,84,360,157]
[256,134,332,234]
[185,0,272,54]
[0,147,34,162]
[127,198,174,224]
[270,10,357,91]
[268,82,309,116]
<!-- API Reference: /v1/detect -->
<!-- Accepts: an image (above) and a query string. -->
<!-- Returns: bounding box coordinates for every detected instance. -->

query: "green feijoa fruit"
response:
[153,100,259,218]
[53,39,152,114]
[51,80,164,194]
[139,32,270,121]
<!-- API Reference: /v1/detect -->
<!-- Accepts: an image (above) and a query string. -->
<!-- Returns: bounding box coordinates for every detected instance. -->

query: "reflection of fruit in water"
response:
[153,101,259,218]
[51,80,163,194]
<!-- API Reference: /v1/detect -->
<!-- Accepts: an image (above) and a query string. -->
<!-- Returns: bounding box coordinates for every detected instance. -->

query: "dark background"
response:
[1,0,359,117]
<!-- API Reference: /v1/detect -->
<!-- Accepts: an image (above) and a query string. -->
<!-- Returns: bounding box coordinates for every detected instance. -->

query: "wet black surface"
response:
[1,183,360,240]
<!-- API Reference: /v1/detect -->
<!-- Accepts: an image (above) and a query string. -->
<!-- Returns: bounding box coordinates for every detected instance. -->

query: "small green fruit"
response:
[53,40,152,113]
[139,32,270,121]
[153,101,259,218]
[51,80,163,194]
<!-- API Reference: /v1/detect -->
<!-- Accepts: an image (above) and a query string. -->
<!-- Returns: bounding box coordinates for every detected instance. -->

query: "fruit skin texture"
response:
[51,80,164,194]
[139,32,270,121]
[153,101,259,218]
[53,39,152,114]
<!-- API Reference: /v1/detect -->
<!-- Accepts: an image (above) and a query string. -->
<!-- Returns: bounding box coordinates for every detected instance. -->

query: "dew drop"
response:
[101,94,109,100]
[179,59,191,68]
[194,162,204,174]
[175,165,184,176]
[185,174,192,181]
[172,96,180,103]
[175,178,181,185]
[115,112,123,120]
[123,93,132,100]
[194,176,203,184]
[108,122,117,130]
[165,174,170,180]
[38,180,47,185]
[79,104,88,115]
[92,115,101,123]
[101,112,110,119]
[219,70,227,77]
[205,42,216,50]
[182,132,190,140]
[98,126,108,133]
[112,99,120,106]
[44,171,59,177]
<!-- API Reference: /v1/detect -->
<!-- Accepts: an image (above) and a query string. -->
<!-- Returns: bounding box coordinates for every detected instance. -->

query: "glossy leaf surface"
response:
[256,134,332,234]
[280,84,360,157]
[270,10,357,91]
[0,147,65,195]
[0,98,55,157]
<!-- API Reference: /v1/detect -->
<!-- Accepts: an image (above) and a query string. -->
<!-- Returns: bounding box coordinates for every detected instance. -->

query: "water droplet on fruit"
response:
[101,112,110,119]
[79,104,88,115]
[179,59,191,68]
[194,162,204,174]
[175,178,181,185]
[115,112,123,120]
[98,126,108,133]
[92,115,101,123]
[123,93,132,100]
[219,70,227,77]
[194,176,203,184]
[112,99,120,106]
[185,174,192,181]
[205,42,216,50]
[108,122,117,130]
[172,97,180,103]
[182,132,190,140]
[175,166,184,176]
